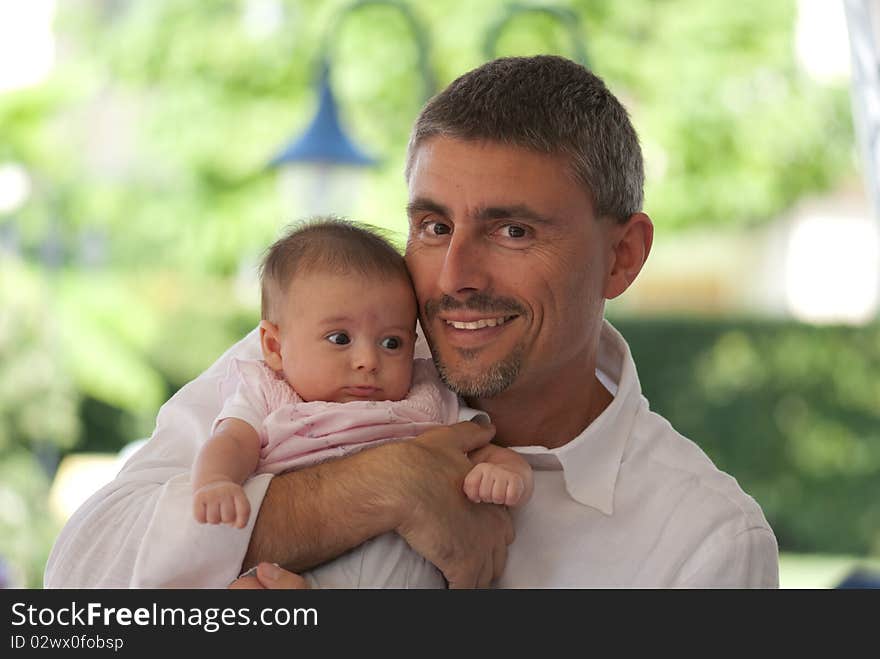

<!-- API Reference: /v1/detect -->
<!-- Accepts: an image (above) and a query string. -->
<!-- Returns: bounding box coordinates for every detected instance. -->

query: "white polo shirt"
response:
[44,320,778,588]
[489,321,778,587]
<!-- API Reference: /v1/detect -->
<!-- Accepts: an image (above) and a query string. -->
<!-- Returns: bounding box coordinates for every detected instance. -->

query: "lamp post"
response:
[269,0,433,220]
[270,58,378,219]
[482,3,589,66]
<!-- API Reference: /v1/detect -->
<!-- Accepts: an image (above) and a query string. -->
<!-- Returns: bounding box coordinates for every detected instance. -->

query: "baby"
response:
[191,218,533,588]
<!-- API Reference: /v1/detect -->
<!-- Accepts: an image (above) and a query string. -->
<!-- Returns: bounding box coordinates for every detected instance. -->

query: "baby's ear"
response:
[259,319,283,371]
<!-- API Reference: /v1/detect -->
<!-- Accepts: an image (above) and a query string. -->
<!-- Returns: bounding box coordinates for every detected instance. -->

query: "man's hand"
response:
[241,419,514,588]
[228,563,309,589]
[394,420,515,589]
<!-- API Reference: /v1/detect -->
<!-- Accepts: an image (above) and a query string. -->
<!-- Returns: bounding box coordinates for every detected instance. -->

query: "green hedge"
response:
[613,316,880,557]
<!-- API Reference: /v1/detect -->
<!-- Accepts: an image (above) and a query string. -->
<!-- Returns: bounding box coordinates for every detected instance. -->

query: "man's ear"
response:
[604,212,654,300]
[259,319,283,371]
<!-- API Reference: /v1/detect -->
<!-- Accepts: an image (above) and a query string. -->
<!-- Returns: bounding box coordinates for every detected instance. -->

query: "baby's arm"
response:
[463,443,534,508]
[192,418,262,528]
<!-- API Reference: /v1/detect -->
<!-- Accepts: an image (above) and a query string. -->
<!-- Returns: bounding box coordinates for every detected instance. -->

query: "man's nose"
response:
[436,232,488,296]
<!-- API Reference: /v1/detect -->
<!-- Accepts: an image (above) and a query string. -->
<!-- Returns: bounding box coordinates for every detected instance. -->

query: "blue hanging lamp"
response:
[270,60,377,168]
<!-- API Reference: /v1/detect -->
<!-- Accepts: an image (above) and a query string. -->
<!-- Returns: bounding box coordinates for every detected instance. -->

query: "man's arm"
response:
[45,330,268,588]
[243,421,515,589]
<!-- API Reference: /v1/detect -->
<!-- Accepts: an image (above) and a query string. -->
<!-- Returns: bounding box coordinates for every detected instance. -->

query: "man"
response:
[45,55,778,588]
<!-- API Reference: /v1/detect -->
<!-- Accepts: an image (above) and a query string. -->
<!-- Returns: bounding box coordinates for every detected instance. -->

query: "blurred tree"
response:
[0,261,77,587]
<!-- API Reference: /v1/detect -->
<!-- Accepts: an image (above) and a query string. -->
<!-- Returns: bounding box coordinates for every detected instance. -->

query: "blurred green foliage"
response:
[0,0,868,586]
[615,317,880,557]
[0,451,59,589]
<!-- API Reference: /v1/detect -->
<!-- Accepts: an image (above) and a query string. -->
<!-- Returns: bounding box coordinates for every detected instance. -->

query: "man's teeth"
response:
[445,317,510,330]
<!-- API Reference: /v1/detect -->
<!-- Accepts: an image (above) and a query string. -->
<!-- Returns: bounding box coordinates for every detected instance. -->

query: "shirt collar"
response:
[506,320,644,515]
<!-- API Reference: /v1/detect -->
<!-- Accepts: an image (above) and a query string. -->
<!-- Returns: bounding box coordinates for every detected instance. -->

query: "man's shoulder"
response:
[625,407,771,532]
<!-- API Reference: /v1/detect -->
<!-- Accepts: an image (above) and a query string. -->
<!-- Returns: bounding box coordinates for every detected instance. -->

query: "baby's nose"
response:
[353,345,379,372]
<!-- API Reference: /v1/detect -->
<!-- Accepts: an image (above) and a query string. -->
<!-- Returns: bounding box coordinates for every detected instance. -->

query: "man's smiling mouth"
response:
[444,316,517,330]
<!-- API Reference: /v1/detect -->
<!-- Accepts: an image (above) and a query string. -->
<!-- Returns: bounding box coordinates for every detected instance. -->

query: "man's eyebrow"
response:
[407,199,553,225]
[406,197,450,218]
[475,204,553,225]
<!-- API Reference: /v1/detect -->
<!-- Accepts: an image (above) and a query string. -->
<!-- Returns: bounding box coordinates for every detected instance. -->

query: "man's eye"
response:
[326,332,351,345]
[380,336,402,350]
[503,225,527,238]
[424,220,451,236]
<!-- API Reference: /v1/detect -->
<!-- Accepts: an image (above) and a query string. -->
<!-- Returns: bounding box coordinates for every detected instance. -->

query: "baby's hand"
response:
[463,463,527,507]
[193,481,251,528]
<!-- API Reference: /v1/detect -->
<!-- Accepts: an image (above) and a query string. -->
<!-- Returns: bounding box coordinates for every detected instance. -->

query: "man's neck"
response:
[467,359,613,450]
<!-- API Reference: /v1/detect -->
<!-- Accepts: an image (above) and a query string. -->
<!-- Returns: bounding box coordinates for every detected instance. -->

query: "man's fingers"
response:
[477,557,494,589]
[503,510,515,544]
[395,426,514,590]
[443,420,496,453]
[228,575,263,589]
[229,561,310,589]
[446,567,477,590]
[256,562,310,589]
[492,541,508,581]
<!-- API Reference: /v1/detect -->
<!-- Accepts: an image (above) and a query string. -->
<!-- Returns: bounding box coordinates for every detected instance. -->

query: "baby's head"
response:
[259,217,418,403]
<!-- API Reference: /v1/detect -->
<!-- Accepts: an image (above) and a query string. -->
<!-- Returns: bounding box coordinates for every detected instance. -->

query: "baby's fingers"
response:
[193,497,208,524]
[220,496,237,525]
[505,477,525,507]
[234,494,251,529]
[491,477,509,505]
[205,500,222,524]
[478,472,497,503]
[463,467,485,503]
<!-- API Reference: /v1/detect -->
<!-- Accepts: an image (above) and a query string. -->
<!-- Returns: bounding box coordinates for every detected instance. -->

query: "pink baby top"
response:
[213,358,460,475]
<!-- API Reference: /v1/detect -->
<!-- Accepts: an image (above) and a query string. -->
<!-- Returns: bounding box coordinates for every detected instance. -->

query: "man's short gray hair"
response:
[405,55,644,222]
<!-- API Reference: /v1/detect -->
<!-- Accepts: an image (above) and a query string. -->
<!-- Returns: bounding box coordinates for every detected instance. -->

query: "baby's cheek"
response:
[289,367,335,402]
[387,363,415,401]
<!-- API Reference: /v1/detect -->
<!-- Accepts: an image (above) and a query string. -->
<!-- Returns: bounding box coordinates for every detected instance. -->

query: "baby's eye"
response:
[380,336,402,350]
[326,332,351,345]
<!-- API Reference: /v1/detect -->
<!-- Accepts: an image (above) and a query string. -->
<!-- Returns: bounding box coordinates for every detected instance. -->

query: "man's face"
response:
[405,137,614,399]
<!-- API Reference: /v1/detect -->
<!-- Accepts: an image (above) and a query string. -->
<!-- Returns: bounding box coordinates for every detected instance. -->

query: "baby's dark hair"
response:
[260,217,411,323]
